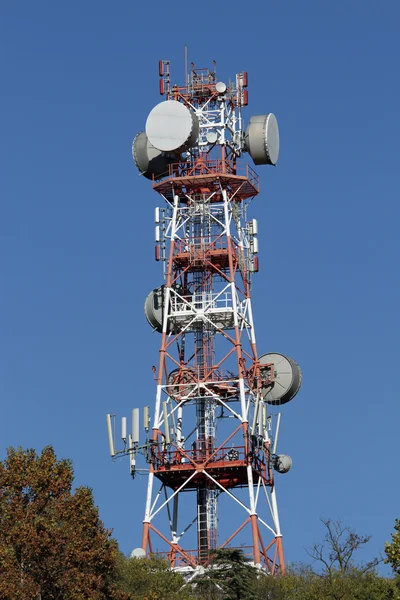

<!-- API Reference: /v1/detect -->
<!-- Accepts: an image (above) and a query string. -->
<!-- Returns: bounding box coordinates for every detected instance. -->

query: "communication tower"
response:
[107,56,302,577]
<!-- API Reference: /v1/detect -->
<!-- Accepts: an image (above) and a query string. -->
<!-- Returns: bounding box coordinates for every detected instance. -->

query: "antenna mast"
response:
[108,56,302,577]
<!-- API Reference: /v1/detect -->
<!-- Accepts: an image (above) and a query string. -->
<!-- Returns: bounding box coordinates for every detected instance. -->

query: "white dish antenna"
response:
[215,81,227,93]
[206,131,218,144]
[132,131,175,180]
[144,285,181,334]
[273,454,292,474]
[131,547,146,559]
[259,352,302,405]
[245,113,280,166]
[146,100,199,153]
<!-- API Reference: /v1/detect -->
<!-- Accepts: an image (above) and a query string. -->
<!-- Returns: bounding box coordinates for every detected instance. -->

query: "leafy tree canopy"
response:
[0,446,125,600]
[116,553,190,600]
[386,519,400,576]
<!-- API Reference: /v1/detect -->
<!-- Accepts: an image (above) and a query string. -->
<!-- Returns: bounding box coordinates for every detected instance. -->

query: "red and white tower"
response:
[107,57,302,577]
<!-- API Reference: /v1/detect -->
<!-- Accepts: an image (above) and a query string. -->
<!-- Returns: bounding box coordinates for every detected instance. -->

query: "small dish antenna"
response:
[215,81,227,93]
[273,454,292,474]
[259,352,302,405]
[144,285,181,334]
[131,548,146,559]
[206,131,218,144]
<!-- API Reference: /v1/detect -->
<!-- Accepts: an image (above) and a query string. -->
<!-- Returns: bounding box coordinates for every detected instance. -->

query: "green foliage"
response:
[0,446,124,600]
[1,447,398,600]
[386,519,400,575]
[116,554,189,600]
[273,564,399,600]
[188,548,268,600]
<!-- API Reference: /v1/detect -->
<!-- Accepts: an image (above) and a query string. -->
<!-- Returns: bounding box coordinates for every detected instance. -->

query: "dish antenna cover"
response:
[131,547,146,559]
[259,352,302,405]
[273,454,292,474]
[245,113,279,165]
[144,285,181,334]
[132,131,175,180]
[146,100,199,152]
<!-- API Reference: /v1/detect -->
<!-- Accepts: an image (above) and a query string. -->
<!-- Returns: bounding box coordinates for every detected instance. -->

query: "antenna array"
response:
[108,56,301,577]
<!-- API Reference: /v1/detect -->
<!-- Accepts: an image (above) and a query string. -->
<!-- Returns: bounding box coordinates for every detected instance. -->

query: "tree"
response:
[188,548,262,600]
[307,518,381,575]
[386,519,400,576]
[0,446,125,600]
[289,518,397,600]
[116,554,190,600]
[252,519,398,600]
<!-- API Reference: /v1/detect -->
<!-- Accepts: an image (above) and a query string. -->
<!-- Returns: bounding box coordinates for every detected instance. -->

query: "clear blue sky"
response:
[2,1,399,572]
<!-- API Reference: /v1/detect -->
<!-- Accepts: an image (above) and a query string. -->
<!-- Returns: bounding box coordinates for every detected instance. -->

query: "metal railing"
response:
[170,291,232,314]
[155,160,259,190]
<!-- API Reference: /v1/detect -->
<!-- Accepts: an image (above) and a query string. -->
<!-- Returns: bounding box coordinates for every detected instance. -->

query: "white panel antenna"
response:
[155,207,160,223]
[132,408,140,444]
[259,403,267,436]
[162,401,170,444]
[143,405,150,432]
[106,414,115,457]
[251,397,260,434]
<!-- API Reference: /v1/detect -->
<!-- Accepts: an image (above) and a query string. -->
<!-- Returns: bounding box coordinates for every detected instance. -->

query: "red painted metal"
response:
[139,59,285,575]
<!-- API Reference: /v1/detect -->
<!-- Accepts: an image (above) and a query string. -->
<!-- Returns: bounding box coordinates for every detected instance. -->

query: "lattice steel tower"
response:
[107,57,302,577]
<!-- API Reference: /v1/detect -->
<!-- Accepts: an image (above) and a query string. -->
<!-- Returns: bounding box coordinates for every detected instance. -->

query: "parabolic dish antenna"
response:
[168,368,197,399]
[245,113,280,166]
[132,131,175,180]
[215,81,227,93]
[146,100,199,153]
[144,285,181,334]
[273,454,292,474]
[206,131,218,144]
[130,548,146,559]
[259,352,302,405]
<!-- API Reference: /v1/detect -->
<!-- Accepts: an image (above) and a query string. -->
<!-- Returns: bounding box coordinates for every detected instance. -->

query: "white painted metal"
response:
[273,413,281,455]
[123,75,296,573]
[132,409,139,444]
[106,414,115,457]
[162,401,170,444]
[121,416,127,442]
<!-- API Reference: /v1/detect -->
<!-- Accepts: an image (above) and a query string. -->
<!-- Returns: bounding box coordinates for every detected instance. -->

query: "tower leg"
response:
[142,521,150,553]
[142,470,155,553]
[276,536,285,574]
[250,514,261,565]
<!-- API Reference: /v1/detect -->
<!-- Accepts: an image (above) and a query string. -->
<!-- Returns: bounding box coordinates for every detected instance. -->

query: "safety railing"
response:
[155,160,259,190]
[170,291,232,314]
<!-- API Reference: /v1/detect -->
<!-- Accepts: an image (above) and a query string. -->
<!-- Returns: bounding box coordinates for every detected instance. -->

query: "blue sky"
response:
[1,1,400,573]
